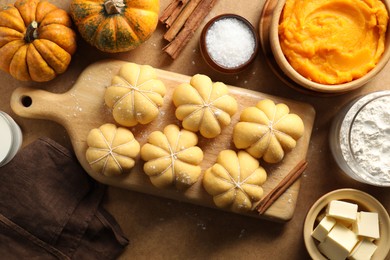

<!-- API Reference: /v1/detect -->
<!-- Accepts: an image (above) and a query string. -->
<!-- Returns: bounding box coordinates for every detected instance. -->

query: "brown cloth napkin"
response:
[0,137,128,259]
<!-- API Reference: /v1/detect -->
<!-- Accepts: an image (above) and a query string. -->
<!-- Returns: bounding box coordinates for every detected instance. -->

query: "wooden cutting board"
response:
[10,59,315,221]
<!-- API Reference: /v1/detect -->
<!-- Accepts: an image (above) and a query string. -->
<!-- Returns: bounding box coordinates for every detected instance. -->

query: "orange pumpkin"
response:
[0,0,77,82]
[70,0,159,53]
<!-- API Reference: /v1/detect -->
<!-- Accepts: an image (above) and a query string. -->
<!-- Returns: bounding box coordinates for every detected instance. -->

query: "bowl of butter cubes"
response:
[303,189,390,260]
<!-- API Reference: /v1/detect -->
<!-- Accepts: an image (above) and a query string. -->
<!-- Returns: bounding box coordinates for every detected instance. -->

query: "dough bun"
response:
[172,74,238,138]
[203,150,267,212]
[233,99,304,163]
[86,123,140,176]
[141,124,204,189]
[105,62,166,127]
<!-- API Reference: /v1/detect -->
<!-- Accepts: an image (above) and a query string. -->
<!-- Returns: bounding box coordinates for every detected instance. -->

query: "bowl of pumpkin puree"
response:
[270,0,390,94]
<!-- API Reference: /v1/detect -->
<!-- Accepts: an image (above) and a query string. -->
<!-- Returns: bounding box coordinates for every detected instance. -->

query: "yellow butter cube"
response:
[348,239,377,260]
[312,216,337,242]
[326,200,358,224]
[318,223,359,260]
[352,211,380,240]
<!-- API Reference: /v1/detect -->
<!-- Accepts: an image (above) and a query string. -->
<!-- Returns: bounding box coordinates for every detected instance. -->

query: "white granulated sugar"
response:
[206,18,255,68]
[350,96,390,183]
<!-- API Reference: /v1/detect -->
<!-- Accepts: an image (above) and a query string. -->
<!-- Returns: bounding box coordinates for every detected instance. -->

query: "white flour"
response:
[349,96,390,184]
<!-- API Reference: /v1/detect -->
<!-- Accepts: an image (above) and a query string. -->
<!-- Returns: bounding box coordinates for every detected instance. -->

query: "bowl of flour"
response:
[330,91,390,187]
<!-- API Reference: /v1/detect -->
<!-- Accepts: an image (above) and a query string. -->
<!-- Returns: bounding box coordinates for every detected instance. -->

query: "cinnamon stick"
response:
[165,0,191,28]
[164,0,203,42]
[257,160,308,215]
[160,0,182,23]
[163,0,219,59]
[160,0,190,28]
[163,27,194,59]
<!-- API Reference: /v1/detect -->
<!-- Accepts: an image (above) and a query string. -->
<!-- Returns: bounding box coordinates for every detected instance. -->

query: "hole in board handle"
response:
[21,96,32,107]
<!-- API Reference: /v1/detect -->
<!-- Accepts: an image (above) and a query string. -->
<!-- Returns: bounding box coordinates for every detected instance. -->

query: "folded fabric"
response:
[0,137,128,259]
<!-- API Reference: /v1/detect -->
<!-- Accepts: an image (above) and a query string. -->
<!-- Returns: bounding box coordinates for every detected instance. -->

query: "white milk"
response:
[0,112,22,167]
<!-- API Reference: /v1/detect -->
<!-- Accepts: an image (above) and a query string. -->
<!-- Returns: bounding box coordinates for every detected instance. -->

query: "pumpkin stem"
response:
[104,0,125,15]
[25,21,39,43]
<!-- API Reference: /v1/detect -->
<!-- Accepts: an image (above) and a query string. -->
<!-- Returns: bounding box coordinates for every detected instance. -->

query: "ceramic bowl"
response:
[269,0,390,94]
[200,14,259,73]
[303,189,390,260]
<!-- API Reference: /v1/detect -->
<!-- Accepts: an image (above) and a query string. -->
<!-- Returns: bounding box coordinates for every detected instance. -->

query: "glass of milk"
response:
[0,111,23,167]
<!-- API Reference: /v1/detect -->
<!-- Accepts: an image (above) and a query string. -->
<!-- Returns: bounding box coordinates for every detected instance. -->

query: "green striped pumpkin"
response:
[70,0,159,53]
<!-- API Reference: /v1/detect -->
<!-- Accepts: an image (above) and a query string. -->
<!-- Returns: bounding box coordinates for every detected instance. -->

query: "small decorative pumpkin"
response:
[70,0,159,53]
[0,0,77,82]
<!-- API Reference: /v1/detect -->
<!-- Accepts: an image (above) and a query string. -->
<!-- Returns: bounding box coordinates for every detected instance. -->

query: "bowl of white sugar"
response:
[199,14,259,73]
[329,90,390,187]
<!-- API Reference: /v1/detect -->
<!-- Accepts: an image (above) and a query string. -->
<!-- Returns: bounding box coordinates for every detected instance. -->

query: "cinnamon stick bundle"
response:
[163,0,219,59]
[257,160,308,215]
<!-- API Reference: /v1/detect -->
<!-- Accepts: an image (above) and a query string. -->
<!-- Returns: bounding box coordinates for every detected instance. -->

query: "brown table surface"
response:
[1,0,389,259]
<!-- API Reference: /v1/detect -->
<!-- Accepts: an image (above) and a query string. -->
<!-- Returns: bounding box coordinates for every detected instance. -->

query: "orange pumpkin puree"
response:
[279,0,389,85]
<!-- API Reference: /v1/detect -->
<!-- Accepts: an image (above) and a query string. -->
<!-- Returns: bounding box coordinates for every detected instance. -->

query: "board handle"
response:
[10,87,66,123]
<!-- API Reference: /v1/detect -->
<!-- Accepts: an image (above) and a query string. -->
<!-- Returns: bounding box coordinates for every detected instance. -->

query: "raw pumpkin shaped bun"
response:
[203,150,267,212]
[141,124,204,189]
[0,0,77,82]
[172,74,238,138]
[105,62,166,127]
[233,99,304,164]
[70,0,159,53]
[86,123,140,176]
